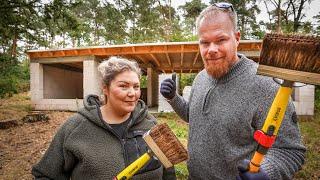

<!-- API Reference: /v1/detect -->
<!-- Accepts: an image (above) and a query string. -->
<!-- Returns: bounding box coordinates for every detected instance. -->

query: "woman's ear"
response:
[102,85,109,95]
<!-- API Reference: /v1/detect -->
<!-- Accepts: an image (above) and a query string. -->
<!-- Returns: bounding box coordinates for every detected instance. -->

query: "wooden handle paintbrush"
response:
[249,33,320,172]
[114,123,188,180]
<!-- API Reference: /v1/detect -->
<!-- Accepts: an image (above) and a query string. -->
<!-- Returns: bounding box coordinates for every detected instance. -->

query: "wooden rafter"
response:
[135,54,148,64]
[180,45,184,67]
[190,51,200,73]
[150,54,160,67]
[27,41,262,74]
[165,46,172,66]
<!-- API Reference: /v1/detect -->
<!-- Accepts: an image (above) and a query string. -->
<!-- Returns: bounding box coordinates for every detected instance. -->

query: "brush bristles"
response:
[149,123,188,164]
[259,33,320,73]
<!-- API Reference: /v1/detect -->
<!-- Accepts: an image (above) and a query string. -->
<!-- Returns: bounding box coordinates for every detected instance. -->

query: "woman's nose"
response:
[127,87,135,96]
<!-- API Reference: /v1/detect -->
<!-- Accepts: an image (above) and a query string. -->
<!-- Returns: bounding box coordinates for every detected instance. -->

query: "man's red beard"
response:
[204,60,232,79]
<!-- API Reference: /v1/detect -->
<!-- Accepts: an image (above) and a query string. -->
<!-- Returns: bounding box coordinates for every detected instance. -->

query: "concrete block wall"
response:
[182,86,192,101]
[43,65,83,99]
[158,74,179,112]
[33,99,83,111]
[30,63,43,102]
[83,59,102,97]
[293,85,315,116]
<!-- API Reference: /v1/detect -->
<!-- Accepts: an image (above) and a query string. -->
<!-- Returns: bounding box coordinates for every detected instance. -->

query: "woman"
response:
[32,56,176,179]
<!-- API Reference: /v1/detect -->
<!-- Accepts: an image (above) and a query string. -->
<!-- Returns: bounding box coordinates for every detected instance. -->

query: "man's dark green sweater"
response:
[32,95,176,180]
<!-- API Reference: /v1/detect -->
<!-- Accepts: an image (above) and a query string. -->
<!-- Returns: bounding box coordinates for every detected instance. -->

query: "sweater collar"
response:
[207,54,250,83]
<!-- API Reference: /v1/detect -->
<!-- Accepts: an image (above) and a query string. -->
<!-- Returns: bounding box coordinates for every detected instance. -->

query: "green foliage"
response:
[179,0,207,36]
[140,75,147,88]
[0,55,29,98]
[174,163,189,179]
[313,12,320,35]
[179,73,196,94]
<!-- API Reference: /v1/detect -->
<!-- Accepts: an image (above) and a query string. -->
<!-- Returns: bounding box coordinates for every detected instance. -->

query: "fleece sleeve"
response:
[260,101,306,180]
[162,167,177,180]
[31,117,80,180]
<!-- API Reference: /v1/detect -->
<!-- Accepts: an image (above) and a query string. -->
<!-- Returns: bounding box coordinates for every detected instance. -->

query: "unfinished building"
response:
[27,41,315,115]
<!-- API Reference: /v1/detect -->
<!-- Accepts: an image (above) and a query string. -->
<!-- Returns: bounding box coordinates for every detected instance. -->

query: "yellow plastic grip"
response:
[261,85,293,135]
[115,152,151,180]
[249,85,293,173]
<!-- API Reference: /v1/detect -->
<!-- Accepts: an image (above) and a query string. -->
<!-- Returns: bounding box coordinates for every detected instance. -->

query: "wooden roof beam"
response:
[190,51,200,73]
[150,54,161,67]
[165,46,174,73]
[165,46,172,66]
[136,54,148,65]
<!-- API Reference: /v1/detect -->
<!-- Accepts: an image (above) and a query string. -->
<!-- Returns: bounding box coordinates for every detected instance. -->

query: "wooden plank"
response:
[257,65,320,85]
[143,133,173,168]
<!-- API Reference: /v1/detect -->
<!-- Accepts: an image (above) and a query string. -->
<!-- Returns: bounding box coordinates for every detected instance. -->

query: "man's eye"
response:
[200,41,208,44]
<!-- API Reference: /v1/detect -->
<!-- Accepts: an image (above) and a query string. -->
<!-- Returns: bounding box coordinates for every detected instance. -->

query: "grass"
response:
[154,112,189,179]
[153,111,320,179]
[294,112,320,179]
[0,92,31,121]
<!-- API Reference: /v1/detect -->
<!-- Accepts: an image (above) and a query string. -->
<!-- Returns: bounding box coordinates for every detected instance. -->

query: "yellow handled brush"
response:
[114,123,188,180]
[249,33,320,172]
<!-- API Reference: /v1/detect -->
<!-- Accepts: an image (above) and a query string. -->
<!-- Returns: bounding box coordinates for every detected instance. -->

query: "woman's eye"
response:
[134,86,140,89]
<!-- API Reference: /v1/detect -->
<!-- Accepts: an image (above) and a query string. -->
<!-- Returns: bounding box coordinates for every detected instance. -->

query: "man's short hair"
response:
[196,4,238,34]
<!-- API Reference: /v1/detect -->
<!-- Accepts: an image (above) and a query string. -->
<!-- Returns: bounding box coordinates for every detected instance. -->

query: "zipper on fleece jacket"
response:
[95,104,129,168]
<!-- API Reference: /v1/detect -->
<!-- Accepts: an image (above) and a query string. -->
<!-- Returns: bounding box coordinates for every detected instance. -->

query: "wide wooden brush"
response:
[248,33,320,173]
[114,123,188,180]
[258,33,320,85]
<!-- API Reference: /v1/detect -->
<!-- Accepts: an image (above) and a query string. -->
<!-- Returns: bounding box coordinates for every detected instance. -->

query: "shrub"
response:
[0,55,30,98]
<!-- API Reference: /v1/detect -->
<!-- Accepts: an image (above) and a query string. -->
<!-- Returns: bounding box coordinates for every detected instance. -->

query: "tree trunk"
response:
[276,0,282,33]
[11,31,18,58]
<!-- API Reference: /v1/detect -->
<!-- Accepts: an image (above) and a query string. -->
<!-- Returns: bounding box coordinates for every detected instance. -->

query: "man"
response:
[160,2,305,180]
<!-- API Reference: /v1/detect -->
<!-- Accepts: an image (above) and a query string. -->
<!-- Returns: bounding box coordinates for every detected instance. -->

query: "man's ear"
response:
[235,31,241,46]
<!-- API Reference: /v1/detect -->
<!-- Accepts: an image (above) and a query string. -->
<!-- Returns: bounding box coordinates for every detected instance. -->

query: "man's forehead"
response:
[200,12,232,26]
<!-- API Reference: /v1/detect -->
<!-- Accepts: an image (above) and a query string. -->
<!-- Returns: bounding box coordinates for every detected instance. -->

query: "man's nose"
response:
[208,43,218,54]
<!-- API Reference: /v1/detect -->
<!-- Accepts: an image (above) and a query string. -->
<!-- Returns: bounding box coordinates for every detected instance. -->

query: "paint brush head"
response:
[143,123,188,168]
[259,33,320,73]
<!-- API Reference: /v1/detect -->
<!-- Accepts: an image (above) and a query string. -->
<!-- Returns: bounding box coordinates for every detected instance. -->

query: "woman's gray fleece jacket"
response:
[168,54,306,180]
[32,95,176,180]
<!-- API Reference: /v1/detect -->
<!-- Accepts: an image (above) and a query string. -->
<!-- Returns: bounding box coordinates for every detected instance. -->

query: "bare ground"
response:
[0,96,73,180]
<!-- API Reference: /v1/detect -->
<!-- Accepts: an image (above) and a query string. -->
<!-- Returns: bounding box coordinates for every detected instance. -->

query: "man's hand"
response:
[236,159,270,180]
[160,75,176,100]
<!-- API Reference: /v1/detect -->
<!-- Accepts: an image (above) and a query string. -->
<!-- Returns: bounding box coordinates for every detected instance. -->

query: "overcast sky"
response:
[171,0,320,25]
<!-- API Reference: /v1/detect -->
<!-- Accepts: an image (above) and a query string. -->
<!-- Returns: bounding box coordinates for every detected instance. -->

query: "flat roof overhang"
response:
[27,40,262,73]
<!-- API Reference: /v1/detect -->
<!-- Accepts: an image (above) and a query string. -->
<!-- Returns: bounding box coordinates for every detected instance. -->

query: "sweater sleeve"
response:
[259,101,306,180]
[168,93,190,123]
[31,116,81,180]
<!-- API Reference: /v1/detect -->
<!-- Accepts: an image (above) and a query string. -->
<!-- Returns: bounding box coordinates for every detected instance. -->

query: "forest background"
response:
[0,0,319,108]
